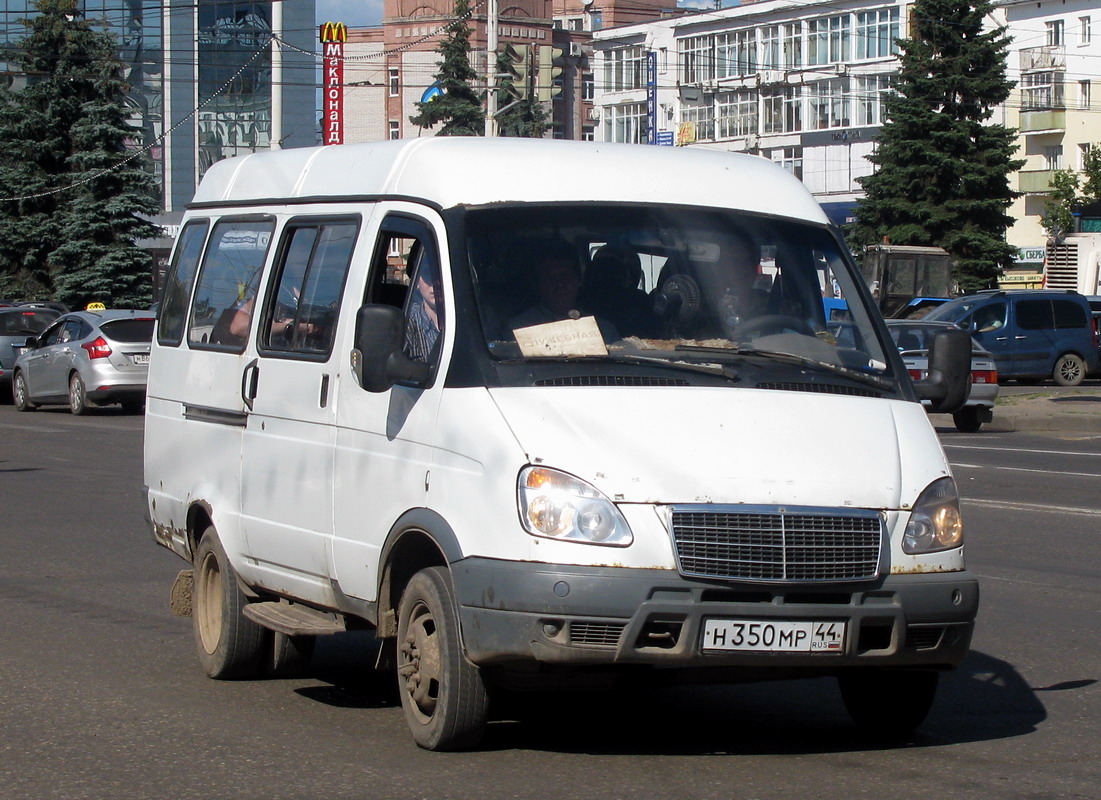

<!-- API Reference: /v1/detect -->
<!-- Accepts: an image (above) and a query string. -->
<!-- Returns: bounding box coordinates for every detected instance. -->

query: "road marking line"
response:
[943,443,1101,458]
[952,462,1100,479]
[963,497,1100,516]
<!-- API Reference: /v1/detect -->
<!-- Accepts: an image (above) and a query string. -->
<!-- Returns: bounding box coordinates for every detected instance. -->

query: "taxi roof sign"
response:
[86,302,106,311]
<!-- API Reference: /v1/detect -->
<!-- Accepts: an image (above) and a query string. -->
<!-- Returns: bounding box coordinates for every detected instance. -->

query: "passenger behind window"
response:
[404,246,442,362]
[579,245,658,337]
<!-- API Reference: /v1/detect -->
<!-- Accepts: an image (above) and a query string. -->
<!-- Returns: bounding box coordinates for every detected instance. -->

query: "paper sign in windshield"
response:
[514,316,608,358]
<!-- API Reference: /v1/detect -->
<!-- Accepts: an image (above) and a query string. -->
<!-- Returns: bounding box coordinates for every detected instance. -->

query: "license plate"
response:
[131,353,150,365]
[702,619,846,653]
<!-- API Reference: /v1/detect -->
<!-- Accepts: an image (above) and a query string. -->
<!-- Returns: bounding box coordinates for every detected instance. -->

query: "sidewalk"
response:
[932,388,1101,433]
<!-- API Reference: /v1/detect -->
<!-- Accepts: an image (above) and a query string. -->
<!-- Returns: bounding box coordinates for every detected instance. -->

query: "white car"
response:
[886,319,999,432]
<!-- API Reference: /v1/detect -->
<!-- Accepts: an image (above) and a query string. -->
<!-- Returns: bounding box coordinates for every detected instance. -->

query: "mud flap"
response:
[170,569,193,617]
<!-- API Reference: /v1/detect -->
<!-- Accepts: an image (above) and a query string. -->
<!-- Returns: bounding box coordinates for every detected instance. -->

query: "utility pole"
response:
[484,0,498,137]
[271,0,283,149]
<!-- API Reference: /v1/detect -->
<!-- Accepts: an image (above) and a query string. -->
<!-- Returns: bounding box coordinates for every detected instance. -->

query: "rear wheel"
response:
[396,566,489,751]
[838,669,939,737]
[952,406,984,433]
[12,371,34,411]
[1052,353,1086,387]
[192,525,264,679]
[68,373,89,415]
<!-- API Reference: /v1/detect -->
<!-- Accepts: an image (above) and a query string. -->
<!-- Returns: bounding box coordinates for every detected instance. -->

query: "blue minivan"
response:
[925,290,1098,385]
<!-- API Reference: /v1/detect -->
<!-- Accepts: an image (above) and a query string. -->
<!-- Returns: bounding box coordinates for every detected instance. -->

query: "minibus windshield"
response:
[465,204,892,382]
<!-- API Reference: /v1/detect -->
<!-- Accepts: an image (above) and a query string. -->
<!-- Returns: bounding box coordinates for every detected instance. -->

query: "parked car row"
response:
[9,309,154,414]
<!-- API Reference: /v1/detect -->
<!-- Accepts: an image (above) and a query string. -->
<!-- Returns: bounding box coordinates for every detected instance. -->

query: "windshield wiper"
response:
[496,353,740,382]
[675,344,894,392]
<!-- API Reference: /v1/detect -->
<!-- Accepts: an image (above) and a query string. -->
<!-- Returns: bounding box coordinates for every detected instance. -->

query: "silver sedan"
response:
[12,309,155,414]
[886,319,999,432]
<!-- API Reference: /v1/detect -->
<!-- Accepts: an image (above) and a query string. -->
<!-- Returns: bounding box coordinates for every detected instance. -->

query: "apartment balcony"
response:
[1018,169,1058,195]
[1019,109,1066,134]
[1019,45,1066,72]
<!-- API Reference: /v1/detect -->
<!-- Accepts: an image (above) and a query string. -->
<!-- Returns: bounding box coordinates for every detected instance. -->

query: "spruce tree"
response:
[408,0,484,136]
[851,0,1024,293]
[0,0,159,308]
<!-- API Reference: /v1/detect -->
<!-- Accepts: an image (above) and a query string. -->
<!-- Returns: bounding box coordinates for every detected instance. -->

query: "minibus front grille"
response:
[535,375,689,387]
[670,506,883,583]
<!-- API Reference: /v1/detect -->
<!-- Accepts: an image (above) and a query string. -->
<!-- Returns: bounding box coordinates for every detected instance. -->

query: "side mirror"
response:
[353,304,431,393]
[24,336,38,350]
[915,328,971,414]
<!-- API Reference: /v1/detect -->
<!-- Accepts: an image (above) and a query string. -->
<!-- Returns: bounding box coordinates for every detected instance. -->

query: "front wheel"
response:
[12,371,35,411]
[838,669,939,737]
[1052,353,1086,387]
[68,373,89,415]
[396,566,489,751]
[952,406,985,433]
[192,525,265,679]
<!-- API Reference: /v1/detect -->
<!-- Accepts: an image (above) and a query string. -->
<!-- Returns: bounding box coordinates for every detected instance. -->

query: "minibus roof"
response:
[190,138,829,224]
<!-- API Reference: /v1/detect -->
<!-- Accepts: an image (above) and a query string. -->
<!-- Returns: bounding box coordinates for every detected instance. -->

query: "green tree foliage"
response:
[851,0,1024,294]
[1042,146,1101,240]
[408,0,484,136]
[0,0,159,308]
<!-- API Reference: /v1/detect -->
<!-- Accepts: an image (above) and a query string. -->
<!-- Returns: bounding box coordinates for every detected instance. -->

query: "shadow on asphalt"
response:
[291,639,1054,755]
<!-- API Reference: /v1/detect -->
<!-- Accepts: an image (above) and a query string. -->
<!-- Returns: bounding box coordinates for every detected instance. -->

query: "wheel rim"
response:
[69,376,84,412]
[195,550,223,655]
[1058,358,1082,384]
[399,600,442,723]
[14,374,26,406]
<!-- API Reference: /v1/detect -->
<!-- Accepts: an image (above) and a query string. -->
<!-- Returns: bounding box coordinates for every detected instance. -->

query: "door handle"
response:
[241,358,259,410]
[1014,336,1027,340]
[319,374,330,408]
[995,336,1009,341]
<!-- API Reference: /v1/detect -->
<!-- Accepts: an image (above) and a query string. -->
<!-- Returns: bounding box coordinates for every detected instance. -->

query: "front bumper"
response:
[453,558,977,674]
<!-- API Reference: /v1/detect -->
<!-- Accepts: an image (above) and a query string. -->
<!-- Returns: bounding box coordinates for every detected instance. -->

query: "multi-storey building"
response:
[997,0,1101,274]
[337,0,679,142]
[1,1,316,221]
[593,0,907,225]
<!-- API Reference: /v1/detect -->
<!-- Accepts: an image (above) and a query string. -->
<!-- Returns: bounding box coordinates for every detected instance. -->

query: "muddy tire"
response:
[396,567,489,751]
[839,669,938,737]
[952,406,984,433]
[192,526,264,679]
[68,373,89,415]
[1052,353,1085,387]
[12,371,34,411]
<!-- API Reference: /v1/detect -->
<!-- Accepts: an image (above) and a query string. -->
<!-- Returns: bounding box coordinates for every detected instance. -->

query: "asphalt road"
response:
[1,404,1098,799]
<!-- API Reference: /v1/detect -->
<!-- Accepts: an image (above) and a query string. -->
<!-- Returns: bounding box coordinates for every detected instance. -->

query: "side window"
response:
[1016,299,1052,331]
[367,217,444,365]
[1052,299,1087,329]
[187,218,275,351]
[42,320,67,345]
[972,301,1008,332]
[158,220,209,346]
[261,218,359,356]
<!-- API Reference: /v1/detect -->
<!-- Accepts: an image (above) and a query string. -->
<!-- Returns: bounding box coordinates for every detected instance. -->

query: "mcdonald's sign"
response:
[319,21,348,43]
[320,22,346,145]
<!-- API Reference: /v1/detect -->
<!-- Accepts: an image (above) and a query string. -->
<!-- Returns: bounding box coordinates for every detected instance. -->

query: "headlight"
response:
[903,477,964,554]
[517,466,633,547]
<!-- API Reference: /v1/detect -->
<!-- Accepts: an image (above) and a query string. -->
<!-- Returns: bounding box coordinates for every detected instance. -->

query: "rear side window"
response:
[1016,300,1053,331]
[101,318,155,343]
[260,218,359,357]
[188,218,275,351]
[1051,299,1087,329]
[158,221,209,346]
[0,310,57,335]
